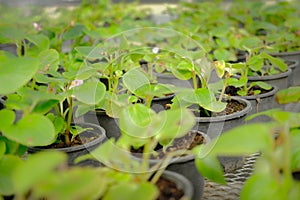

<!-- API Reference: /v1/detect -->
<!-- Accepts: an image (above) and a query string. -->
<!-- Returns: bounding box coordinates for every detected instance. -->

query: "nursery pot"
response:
[159,170,194,200]
[195,97,251,172]
[230,85,279,122]
[195,97,251,139]
[246,66,293,90]
[0,43,17,56]
[270,51,300,86]
[133,130,209,200]
[83,110,121,139]
[28,122,106,166]
[151,93,175,113]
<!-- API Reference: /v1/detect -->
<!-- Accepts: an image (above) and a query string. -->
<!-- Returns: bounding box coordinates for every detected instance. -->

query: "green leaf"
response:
[228,77,248,88]
[240,37,263,50]
[201,123,274,156]
[249,81,272,91]
[120,35,130,50]
[75,139,138,171]
[32,99,59,114]
[2,113,56,146]
[134,83,175,99]
[52,115,66,134]
[291,129,300,170]
[123,68,150,94]
[241,174,283,200]
[261,52,288,72]
[156,108,195,143]
[214,60,225,78]
[119,104,158,139]
[246,109,300,128]
[275,87,300,104]
[26,34,50,51]
[104,182,158,200]
[73,82,106,105]
[0,109,15,131]
[194,149,225,184]
[34,167,107,200]
[75,66,99,80]
[75,105,94,118]
[0,136,18,155]
[38,49,59,72]
[0,155,23,195]
[75,46,94,58]
[0,26,25,43]
[63,25,86,40]
[13,151,66,194]
[214,49,236,62]
[0,141,6,159]
[247,55,263,72]
[0,56,39,95]
[194,88,226,112]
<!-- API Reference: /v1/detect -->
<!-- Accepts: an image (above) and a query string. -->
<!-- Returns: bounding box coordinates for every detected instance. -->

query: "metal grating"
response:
[202,153,260,200]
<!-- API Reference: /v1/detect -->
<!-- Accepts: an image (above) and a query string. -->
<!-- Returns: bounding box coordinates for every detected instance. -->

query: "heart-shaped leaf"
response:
[73,82,106,105]
[2,113,56,146]
[0,56,39,95]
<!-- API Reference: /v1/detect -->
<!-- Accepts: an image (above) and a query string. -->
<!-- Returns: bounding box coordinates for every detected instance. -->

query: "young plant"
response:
[213,59,272,97]
[194,86,300,199]
[75,104,196,199]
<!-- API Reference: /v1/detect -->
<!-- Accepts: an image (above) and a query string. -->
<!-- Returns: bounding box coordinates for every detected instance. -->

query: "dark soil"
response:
[292,171,300,181]
[221,99,246,115]
[196,99,246,117]
[131,130,207,159]
[42,132,97,149]
[225,85,272,96]
[156,176,184,200]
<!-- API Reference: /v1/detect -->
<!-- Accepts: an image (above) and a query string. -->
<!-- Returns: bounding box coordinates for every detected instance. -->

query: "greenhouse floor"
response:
[202,153,260,200]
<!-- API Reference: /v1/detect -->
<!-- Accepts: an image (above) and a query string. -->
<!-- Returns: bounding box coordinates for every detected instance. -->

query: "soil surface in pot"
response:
[131,131,207,159]
[225,85,272,96]
[156,176,184,200]
[38,130,98,149]
[196,99,246,117]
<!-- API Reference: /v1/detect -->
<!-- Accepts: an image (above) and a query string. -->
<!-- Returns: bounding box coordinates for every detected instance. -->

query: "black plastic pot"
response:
[231,85,279,122]
[83,110,121,140]
[0,43,17,56]
[0,97,5,110]
[270,51,300,86]
[151,94,175,113]
[195,97,252,139]
[194,97,251,172]
[160,170,194,200]
[246,66,293,90]
[133,130,209,200]
[28,122,107,165]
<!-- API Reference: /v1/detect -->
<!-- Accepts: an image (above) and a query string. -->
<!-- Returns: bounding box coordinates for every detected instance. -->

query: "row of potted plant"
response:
[0,0,300,199]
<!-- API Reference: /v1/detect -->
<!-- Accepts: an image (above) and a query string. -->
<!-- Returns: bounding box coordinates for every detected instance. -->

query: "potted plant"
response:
[213,59,279,122]
[4,45,108,165]
[3,149,193,200]
[227,0,300,86]
[76,104,202,199]
[195,86,300,199]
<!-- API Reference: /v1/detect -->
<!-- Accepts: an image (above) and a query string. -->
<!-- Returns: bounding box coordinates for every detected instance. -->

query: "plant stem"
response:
[219,73,229,102]
[146,96,153,108]
[64,97,73,146]
[192,69,198,90]
[281,125,292,182]
[112,76,119,94]
[150,149,192,184]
